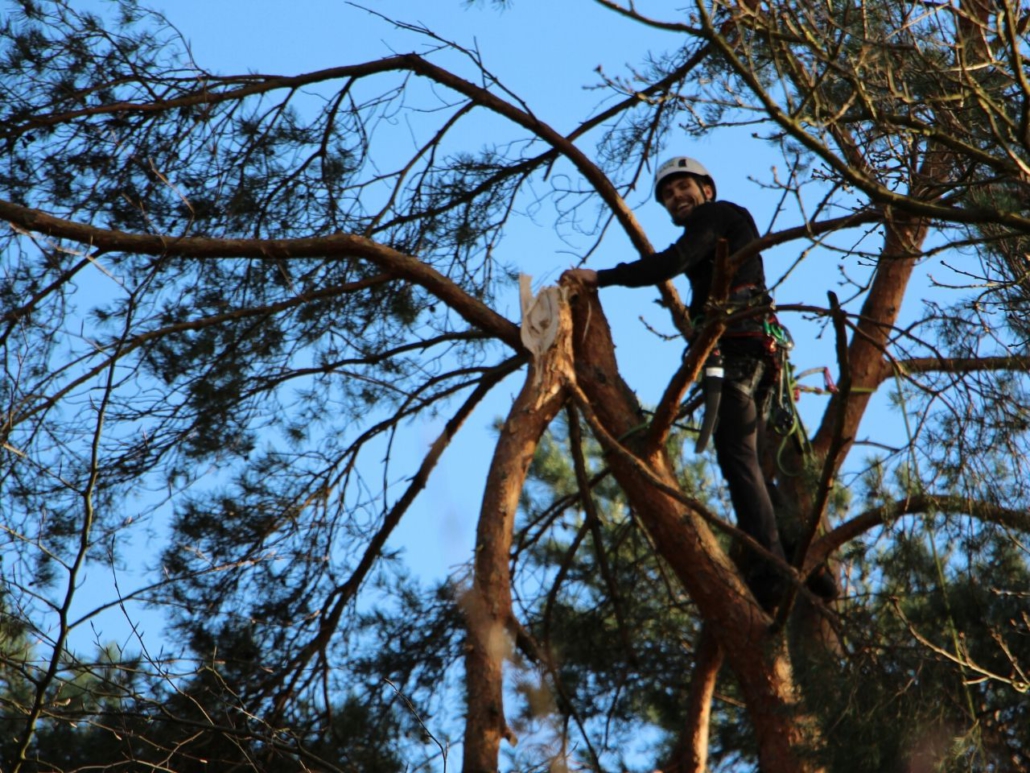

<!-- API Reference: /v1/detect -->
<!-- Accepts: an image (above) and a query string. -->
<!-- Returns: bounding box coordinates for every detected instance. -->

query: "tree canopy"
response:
[1,1,1029,772]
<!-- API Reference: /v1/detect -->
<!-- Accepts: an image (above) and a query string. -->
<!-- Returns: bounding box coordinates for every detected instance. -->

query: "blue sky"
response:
[92,0,709,578]
[58,0,947,679]
[11,3,975,770]
[56,0,940,611]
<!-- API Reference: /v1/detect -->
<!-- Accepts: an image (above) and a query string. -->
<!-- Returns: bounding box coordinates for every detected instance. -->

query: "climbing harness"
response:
[689,286,771,452]
[683,299,835,475]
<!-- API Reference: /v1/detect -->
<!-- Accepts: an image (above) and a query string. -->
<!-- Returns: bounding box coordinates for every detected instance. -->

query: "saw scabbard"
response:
[694,351,724,453]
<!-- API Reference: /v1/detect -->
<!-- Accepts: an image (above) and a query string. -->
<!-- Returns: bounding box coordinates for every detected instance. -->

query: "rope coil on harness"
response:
[759,316,817,476]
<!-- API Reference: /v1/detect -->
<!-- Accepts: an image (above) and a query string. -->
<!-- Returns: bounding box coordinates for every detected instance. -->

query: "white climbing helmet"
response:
[654,156,716,201]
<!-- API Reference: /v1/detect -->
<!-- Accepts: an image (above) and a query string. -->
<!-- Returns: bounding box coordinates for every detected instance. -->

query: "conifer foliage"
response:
[1,1,1028,771]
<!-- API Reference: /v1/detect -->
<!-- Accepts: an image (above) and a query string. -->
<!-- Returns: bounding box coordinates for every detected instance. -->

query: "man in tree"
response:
[565,156,835,608]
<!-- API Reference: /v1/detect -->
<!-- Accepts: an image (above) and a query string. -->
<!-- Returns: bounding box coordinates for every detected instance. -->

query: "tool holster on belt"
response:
[695,350,724,453]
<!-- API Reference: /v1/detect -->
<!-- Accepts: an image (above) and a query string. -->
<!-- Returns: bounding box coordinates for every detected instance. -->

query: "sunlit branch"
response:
[814,493,1030,563]
[660,626,723,773]
[567,381,794,583]
[0,198,522,348]
[892,598,1030,694]
[893,354,1030,376]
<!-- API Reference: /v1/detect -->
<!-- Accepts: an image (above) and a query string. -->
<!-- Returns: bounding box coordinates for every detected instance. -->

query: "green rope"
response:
[770,352,812,476]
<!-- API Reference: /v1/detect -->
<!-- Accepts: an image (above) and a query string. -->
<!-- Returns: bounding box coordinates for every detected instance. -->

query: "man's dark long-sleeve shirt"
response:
[595,200,766,330]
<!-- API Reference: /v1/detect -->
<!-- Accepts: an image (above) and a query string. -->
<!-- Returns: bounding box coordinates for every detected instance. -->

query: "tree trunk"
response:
[565,284,824,773]
[462,283,571,773]
[662,626,723,773]
[810,214,925,462]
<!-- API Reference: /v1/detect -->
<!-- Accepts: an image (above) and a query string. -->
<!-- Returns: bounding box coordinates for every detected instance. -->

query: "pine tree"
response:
[1,1,1028,771]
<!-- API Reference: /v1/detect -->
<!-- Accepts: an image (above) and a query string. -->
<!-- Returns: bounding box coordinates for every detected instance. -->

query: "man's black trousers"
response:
[712,354,786,567]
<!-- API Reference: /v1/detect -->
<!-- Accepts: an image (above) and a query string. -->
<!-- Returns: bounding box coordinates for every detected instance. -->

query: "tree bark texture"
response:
[662,626,724,773]
[564,284,823,773]
[462,285,571,773]
[810,214,925,462]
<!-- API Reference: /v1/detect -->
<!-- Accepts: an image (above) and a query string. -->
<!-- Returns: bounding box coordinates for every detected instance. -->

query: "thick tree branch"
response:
[810,214,926,461]
[812,494,1030,564]
[564,283,821,773]
[1,200,522,350]
[892,355,1030,377]
[463,285,572,773]
[660,626,724,773]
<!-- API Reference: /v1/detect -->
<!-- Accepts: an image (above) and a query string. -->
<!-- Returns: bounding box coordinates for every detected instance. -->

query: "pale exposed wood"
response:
[462,286,572,773]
